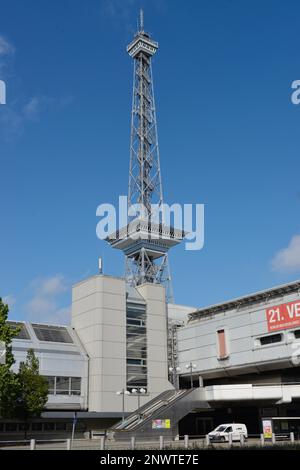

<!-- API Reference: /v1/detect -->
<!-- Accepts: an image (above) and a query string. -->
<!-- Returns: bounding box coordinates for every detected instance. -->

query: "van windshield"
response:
[215,426,227,432]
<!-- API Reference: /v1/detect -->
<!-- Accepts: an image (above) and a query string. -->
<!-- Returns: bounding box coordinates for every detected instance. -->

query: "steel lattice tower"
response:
[107,10,184,302]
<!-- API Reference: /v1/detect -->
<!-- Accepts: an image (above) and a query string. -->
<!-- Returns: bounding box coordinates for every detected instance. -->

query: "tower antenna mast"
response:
[139,8,144,32]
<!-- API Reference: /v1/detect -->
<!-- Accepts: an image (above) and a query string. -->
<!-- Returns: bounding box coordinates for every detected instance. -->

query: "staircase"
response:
[107,388,209,440]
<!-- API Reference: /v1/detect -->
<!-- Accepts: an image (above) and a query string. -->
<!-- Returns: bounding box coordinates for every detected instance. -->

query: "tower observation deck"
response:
[106,10,184,301]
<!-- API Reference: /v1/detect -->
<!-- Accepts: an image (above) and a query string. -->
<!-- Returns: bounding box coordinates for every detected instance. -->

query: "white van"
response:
[208,423,248,442]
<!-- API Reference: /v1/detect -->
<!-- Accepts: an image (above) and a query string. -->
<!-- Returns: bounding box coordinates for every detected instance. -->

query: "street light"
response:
[116,388,130,422]
[185,362,197,389]
[169,366,181,390]
[131,387,146,409]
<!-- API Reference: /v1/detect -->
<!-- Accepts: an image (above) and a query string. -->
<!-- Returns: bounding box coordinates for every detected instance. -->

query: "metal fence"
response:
[0,433,299,450]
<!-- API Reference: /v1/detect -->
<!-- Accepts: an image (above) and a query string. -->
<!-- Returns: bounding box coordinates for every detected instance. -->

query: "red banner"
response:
[266,300,300,332]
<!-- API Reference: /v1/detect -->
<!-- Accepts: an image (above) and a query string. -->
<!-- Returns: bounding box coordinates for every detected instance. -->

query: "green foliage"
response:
[0,298,21,418]
[0,299,49,421]
[17,349,48,419]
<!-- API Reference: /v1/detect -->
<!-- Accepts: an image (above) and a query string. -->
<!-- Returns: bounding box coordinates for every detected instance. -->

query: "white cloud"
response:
[0,36,15,56]
[22,97,40,120]
[272,234,300,272]
[25,275,70,325]
[0,95,73,141]
[0,36,15,76]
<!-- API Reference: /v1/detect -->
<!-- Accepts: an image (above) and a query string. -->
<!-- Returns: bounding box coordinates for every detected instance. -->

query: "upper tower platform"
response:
[126,9,158,58]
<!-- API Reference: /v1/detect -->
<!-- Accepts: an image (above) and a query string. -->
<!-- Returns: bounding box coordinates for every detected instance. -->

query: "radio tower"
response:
[107,10,184,302]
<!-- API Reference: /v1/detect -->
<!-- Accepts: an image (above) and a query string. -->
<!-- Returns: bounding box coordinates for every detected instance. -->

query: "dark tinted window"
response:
[32,325,73,343]
[8,322,30,340]
[260,334,282,345]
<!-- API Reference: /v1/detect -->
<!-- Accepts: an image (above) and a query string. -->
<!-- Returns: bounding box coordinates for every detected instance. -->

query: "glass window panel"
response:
[126,302,147,390]
[44,422,55,431]
[71,377,81,395]
[32,422,43,431]
[19,423,30,431]
[32,325,73,343]
[260,334,282,345]
[55,422,67,431]
[6,423,17,432]
[56,377,70,394]
[8,322,30,340]
[44,376,55,394]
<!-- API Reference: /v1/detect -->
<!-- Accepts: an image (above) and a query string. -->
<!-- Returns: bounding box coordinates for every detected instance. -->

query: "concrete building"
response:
[2,277,300,439]
[71,275,170,413]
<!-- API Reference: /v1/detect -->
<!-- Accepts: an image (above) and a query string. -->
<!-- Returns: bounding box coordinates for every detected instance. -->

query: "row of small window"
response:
[44,376,81,396]
[127,358,147,366]
[0,422,74,433]
[127,318,146,327]
[8,322,73,343]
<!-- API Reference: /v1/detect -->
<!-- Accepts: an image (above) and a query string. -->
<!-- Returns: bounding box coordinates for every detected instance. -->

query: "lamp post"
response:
[169,366,181,390]
[185,362,196,389]
[131,387,146,409]
[116,389,130,422]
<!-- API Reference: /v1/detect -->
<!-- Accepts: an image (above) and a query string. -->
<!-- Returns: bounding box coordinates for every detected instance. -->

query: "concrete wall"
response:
[177,290,300,380]
[72,275,127,413]
[167,303,196,324]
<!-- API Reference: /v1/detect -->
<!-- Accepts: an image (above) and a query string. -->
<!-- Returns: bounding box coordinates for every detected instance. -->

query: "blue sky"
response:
[1,0,300,324]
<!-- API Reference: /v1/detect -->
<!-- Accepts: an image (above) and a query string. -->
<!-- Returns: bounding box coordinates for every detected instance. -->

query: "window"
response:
[19,423,30,431]
[126,303,148,391]
[32,422,43,431]
[45,376,55,394]
[56,377,70,395]
[294,330,300,339]
[32,324,73,343]
[44,422,55,431]
[8,322,30,340]
[43,376,81,396]
[217,329,228,359]
[55,422,67,431]
[70,377,81,396]
[260,333,282,345]
[6,423,17,432]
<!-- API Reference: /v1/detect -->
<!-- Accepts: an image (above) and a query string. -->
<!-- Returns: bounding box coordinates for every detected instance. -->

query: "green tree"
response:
[17,349,48,437]
[0,298,20,418]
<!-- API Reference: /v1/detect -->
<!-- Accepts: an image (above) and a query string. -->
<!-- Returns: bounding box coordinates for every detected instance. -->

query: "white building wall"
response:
[11,324,88,410]
[72,275,127,413]
[167,303,196,324]
[177,290,300,379]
